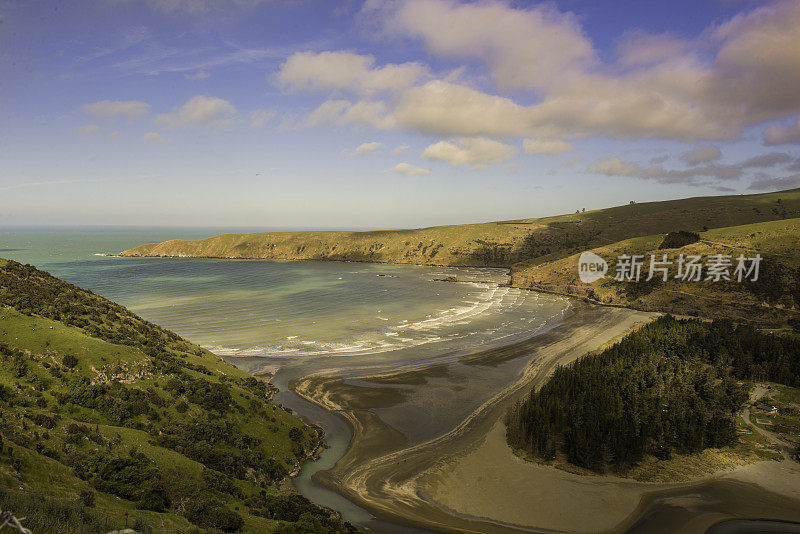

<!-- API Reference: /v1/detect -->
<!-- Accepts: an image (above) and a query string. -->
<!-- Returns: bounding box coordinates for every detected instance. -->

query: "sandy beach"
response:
[290,301,800,534]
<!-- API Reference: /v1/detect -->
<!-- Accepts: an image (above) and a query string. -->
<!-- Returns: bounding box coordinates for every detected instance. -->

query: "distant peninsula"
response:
[122,188,800,325]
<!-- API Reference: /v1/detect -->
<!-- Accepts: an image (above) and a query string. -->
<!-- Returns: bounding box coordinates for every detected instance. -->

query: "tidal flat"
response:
[285,303,800,534]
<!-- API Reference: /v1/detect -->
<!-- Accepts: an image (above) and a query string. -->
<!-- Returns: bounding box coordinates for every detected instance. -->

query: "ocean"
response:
[0,227,570,374]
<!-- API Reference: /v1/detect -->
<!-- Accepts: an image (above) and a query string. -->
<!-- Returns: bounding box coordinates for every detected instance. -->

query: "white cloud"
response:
[249,108,275,129]
[184,70,210,81]
[140,132,166,145]
[389,162,431,175]
[764,117,800,145]
[680,145,721,165]
[108,131,121,139]
[522,139,572,155]
[306,99,396,130]
[364,0,593,92]
[394,81,534,137]
[276,0,800,144]
[421,137,516,169]
[81,100,150,119]
[276,51,428,95]
[154,95,237,129]
[76,124,100,135]
[391,144,410,156]
[350,142,384,156]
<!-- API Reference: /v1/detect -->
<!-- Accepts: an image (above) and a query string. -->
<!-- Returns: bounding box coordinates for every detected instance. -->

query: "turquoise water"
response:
[0,227,571,530]
[0,227,570,371]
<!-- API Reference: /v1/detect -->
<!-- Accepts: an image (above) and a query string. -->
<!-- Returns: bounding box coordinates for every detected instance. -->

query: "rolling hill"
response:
[0,258,355,533]
[511,218,800,324]
[121,189,800,269]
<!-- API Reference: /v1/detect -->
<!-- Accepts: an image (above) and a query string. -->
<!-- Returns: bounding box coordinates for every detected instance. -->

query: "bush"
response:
[63,354,79,368]
[137,485,170,513]
[658,230,700,249]
[186,498,244,532]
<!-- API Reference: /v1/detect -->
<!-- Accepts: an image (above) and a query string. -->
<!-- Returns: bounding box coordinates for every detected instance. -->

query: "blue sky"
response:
[2,0,799,228]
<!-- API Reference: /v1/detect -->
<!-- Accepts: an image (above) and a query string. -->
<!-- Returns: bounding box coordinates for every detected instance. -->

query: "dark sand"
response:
[291,303,800,533]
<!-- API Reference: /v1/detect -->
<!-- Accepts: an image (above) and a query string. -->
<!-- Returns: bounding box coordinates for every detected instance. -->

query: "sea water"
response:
[1,226,571,530]
[0,227,569,373]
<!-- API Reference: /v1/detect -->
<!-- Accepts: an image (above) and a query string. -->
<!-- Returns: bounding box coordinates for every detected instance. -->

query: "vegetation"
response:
[120,188,800,324]
[122,188,800,269]
[659,230,700,249]
[0,258,355,533]
[506,315,800,473]
[513,217,800,324]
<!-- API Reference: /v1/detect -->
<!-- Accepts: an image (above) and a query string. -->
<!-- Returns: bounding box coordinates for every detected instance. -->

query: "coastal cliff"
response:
[121,188,800,323]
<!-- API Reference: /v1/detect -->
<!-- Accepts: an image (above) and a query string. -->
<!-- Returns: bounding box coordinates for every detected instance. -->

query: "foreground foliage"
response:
[506,315,800,473]
[0,258,355,533]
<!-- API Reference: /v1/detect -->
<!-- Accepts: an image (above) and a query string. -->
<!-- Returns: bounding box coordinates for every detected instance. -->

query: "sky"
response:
[1,0,800,229]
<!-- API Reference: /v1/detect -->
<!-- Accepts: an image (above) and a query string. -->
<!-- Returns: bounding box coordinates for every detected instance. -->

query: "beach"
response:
[292,302,800,534]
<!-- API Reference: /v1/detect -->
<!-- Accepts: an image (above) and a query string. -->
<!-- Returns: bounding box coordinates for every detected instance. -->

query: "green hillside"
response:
[121,189,800,269]
[507,315,799,478]
[511,217,800,324]
[0,259,355,533]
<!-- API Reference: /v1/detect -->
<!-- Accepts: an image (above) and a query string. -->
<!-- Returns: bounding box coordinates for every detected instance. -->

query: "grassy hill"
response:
[121,189,800,269]
[511,218,800,324]
[0,259,355,533]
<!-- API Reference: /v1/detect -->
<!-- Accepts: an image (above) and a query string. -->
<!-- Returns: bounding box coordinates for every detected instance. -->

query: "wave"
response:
[207,287,570,360]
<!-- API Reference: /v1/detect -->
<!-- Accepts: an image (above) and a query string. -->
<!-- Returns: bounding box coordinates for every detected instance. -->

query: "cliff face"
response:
[121,188,800,271]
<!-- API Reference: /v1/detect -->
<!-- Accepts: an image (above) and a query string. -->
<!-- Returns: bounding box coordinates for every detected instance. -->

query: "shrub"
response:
[186,498,244,532]
[658,230,700,249]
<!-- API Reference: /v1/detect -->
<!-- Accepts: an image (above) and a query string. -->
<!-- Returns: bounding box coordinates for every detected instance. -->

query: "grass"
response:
[0,259,353,533]
[510,217,800,323]
[121,188,800,271]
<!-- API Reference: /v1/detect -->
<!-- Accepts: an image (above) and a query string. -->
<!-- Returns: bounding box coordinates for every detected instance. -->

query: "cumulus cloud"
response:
[421,137,516,169]
[393,80,533,137]
[363,0,593,92]
[305,99,396,130]
[140,132,166,145]
[76,124,100,135]
[764,117,800,145]
[391,144,410,156]
[681,145,721,165]
[81,100,150,119]
[154,95,237,129]
[350,142,384,156]
[184,70,210,81]
[522,139,573,155]
[279,0,800,144]
[389,162,430,175]
[276,51,428,95]
[748,173,800,191]
[249,108,275,129]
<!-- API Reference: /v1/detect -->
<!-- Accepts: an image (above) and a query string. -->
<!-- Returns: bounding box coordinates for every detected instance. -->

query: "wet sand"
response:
[291,302,800,533]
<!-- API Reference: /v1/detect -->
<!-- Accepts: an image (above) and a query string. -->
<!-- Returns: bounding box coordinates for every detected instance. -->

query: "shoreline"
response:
[291,304,662,533]
[290,302,800,534]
